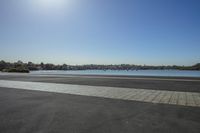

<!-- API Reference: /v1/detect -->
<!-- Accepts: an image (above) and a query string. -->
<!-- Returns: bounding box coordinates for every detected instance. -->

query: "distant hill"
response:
[0,60,200,72]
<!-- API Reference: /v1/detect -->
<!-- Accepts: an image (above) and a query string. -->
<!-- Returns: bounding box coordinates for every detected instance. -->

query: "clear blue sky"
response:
[0,0,200,65]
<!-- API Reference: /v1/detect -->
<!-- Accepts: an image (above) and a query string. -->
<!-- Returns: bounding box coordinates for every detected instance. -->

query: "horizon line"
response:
[0,60,199,67]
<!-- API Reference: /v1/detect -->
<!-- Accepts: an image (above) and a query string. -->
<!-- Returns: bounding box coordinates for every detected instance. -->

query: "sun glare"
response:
[36,0,65,8]
[33,0,70,14]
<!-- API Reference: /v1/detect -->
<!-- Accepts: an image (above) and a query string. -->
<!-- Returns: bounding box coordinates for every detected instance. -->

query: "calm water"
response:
[31,70,200,77]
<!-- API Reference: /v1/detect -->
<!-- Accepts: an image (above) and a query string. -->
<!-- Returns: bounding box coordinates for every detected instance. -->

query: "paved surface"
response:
[0,73,200,92]
[0,80,200,107]
[0,73,200,133]
[0,87,200,133]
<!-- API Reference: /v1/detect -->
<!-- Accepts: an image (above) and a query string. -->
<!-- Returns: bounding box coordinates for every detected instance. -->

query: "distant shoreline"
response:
[0,60,200,73]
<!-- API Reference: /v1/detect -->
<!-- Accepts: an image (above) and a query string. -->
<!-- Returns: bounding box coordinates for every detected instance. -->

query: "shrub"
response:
[2,67,30,73]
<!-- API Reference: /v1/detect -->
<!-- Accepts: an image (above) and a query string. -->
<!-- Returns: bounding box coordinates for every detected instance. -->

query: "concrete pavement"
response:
[0,73,200,92]
[0,80,200,107]
[0,73,200,133]
[0,87,200,133]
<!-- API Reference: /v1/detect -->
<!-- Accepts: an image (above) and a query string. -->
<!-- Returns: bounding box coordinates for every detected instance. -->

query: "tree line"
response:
[0,60,200,73]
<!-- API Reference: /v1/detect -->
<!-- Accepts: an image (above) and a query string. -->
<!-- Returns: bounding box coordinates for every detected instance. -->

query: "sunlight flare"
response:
[32,0,73,15]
